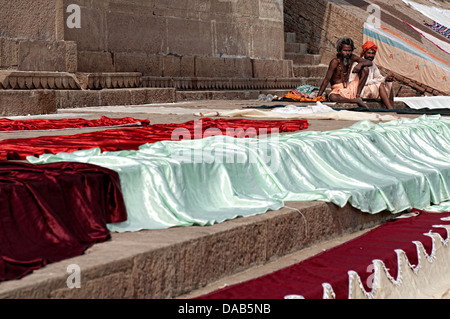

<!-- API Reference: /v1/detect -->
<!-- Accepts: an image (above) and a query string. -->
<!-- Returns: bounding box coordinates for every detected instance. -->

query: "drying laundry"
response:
[363,22,450,95]
[0,118,307,160]
[404,21,450,54]
[395,96,450,109]
[198,208,450,299]
[28,115,450,233]
[403,0,450,29]
[0,162,127,281]
[280,85,326,102]
[209,102,401,121]
[424,21,450,38]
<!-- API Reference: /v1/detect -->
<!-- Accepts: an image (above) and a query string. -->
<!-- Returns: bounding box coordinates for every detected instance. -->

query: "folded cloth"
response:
[330,75,360,99]
[281,92,326,102]
[0,162,127,281]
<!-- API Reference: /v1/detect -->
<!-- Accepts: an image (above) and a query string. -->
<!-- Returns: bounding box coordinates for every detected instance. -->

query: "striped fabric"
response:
[424,20,450,38]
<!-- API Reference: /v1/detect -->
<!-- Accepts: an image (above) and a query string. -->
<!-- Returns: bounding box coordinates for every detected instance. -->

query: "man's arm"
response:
[351,55,372,73]
[317,59,338,97]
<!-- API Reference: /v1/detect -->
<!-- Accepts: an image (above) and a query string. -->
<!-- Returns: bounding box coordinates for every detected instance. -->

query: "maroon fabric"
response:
[0,116,149,131]
[199,210,450,299]
[0,118,308,160]
[0,162,127,281]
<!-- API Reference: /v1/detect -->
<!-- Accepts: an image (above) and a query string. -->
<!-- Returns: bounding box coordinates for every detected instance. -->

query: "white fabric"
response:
[286,214,450,299]
[270,103,337,114]
[212,102,401,121]
[395,96,450,109]
[350,223,450,299]
[403,0,450,28]
[406,22,450,55]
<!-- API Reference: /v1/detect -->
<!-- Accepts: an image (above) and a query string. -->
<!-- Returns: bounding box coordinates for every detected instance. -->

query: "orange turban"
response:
[361,41,378,57]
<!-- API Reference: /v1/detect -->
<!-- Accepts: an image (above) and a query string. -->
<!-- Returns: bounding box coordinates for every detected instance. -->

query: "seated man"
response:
[353,41,395,109]
[317,37,372,108]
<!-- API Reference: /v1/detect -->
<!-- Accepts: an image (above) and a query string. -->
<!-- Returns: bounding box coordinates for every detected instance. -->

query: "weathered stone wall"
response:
[62,0,288,77]
[0,0,77,72]
[284,0,365,64]
[1,0,290,78]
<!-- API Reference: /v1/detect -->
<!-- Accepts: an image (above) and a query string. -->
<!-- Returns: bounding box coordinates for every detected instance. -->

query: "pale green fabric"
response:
[422,200,450,213]
[27,115,450,232]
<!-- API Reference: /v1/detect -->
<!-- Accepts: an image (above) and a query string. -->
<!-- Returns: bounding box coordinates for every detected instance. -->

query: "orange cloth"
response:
[361,41,378,57]
[282,92,326,102]
[329,75,360,99]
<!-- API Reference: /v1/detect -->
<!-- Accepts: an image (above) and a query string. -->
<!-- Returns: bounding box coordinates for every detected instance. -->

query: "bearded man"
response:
[317,37,372,108]
[353,41,395,109]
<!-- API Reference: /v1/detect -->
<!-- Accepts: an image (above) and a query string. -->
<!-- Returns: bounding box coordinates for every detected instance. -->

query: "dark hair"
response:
[336,37,355,52]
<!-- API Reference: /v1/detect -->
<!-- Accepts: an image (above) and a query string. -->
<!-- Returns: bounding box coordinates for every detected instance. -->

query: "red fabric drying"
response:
[198,210,450,299]
[0,118,308,160]
[0,162,127,281]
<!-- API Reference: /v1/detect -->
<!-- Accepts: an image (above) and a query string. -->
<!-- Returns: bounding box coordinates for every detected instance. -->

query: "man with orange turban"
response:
[361,41,378,57]
[350,41,395,109]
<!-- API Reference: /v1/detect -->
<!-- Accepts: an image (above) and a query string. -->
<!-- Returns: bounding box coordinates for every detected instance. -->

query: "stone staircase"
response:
[0,32,332,116]
[171,32,328,101]
[284,32,328,88]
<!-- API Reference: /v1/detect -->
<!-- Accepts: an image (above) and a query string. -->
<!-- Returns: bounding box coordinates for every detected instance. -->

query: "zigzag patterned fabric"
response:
[424,20,450,38]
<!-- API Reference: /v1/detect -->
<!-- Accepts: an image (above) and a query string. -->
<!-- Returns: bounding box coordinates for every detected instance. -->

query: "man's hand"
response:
[385,72,395,82]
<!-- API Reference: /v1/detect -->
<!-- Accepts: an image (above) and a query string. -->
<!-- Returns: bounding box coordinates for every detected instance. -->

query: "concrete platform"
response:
[0,100,426,299]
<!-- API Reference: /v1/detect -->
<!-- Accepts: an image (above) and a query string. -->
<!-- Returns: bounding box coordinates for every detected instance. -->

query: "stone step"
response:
[55,88,176,109]
[174,79,324,102]
[285,53,322,66]
[284,32,297,43]
[285,42,308,54]
[0,88,177,115]
[293,64,328,78]
[175,90,289,101]
[0,90,57,116]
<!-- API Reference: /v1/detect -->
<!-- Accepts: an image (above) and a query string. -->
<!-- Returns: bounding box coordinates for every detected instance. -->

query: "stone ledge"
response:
[0,90,57,116]
[75,72,143,90]
[0,71,80,90]
[143,76,323,91]
[0,72,326,93]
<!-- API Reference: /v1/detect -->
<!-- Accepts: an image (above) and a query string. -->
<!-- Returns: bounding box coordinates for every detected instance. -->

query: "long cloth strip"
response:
[395,96,450,110]
[198,209,450,299]
[210,107,401,121]
[28,115,450,232]
[0,162,127,282]
[0,116,149,131]
[0,118,307,160]
[403,21,450,55]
